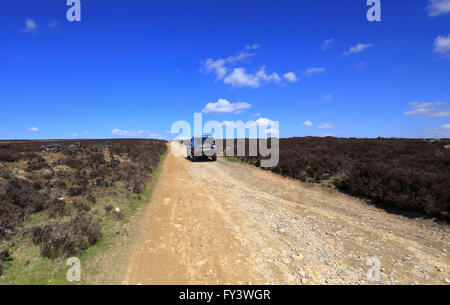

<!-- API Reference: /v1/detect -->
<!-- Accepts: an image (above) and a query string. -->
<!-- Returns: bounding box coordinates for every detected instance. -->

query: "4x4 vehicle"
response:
[187,135,217,161]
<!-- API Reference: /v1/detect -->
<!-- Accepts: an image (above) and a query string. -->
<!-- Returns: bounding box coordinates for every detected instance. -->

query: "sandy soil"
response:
[123,143,449,285]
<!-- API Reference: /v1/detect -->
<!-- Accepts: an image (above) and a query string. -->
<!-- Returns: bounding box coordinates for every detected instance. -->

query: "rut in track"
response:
[123,143,449,285]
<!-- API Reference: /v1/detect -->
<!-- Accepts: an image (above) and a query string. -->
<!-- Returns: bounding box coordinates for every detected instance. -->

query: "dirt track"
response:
[123,143,449,285]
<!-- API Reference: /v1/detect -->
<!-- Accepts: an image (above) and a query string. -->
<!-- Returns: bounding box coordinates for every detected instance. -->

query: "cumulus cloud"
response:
[283,72,298,83]
[431,124,450,138]
[23,19,37,33]
[27,127,40,132]
[318,123,335,129]
[343,43,374,55]
[303,121,313,127]
[405,102,450,118]
[322,39,334,51]
[203,46,258,81]
[224,66,281,88]
[433,34,450,54]
[304,67,326,76]
[202,99,251,114]
[247,118,279,136]
[203,46,293,88]
[111,129,159,138]
[203,58,228,80]
[427,0,450,16]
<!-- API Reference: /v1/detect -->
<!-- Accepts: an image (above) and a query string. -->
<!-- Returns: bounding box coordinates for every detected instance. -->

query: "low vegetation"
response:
[0,139,166,278]
[222,137,450,220]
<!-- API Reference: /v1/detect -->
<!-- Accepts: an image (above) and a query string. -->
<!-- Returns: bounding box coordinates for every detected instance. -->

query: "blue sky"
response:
[1,0,449,140]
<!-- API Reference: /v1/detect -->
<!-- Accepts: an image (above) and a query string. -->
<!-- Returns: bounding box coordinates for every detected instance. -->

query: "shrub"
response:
[0,151,19,162]
[223,137,450,219]
[0,202,23,239]
[31,214,101,258]
[68,186,85,197]
[46,199,68,218]
[26,157,49,171]
[0,248,11,275]
[1,178,45,214]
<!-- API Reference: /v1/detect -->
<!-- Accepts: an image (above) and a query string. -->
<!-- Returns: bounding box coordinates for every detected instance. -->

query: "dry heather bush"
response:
[0,203,23,239]
[46,198,68,218]
[0,151,19,163]
[26,157,49,171]
[224,137,450,219]
[0,139,167,264]
[0,248,11,275]
[31,213,101,258]
[1,178,46,215]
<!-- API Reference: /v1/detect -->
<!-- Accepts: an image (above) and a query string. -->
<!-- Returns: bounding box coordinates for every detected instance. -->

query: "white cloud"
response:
[256,66,281,83]
[218,118,279,137]
[165,130,181,135]
[303,121,313,127]
[203,58,228,80]
[322,39,334,51]
[247,118,279,136]
[245,44,260,50]
[323,94,333,102]
[202,99,251,114]
[405,102,450,118]
[283,72,298,83]
[226,51,256,63]
[71,133,79,137]
[111,129,159,138]
[427,0,450,16]
[203,46,292,88]
[434,124,450,137]
[203,47,258,81]
[318,123,335,129]
[251,113,262,117]
[224,68,259,88]
[304,67,326,76]
[224,66,280,88]
[27,127,40,132]
[83,130,89,134]
[23,19,37,33]
[264,128,279,136]
[343,43,374,55]
[433,34,450,54]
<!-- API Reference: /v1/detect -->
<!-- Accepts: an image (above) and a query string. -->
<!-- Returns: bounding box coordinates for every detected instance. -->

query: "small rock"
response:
[293,254,304,261]
[39,143,65,154]
[115,207,121,213]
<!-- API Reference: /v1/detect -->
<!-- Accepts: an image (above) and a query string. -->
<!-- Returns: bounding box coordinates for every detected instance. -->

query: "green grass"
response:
[0,151,168,285]
[223,155,244,163]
